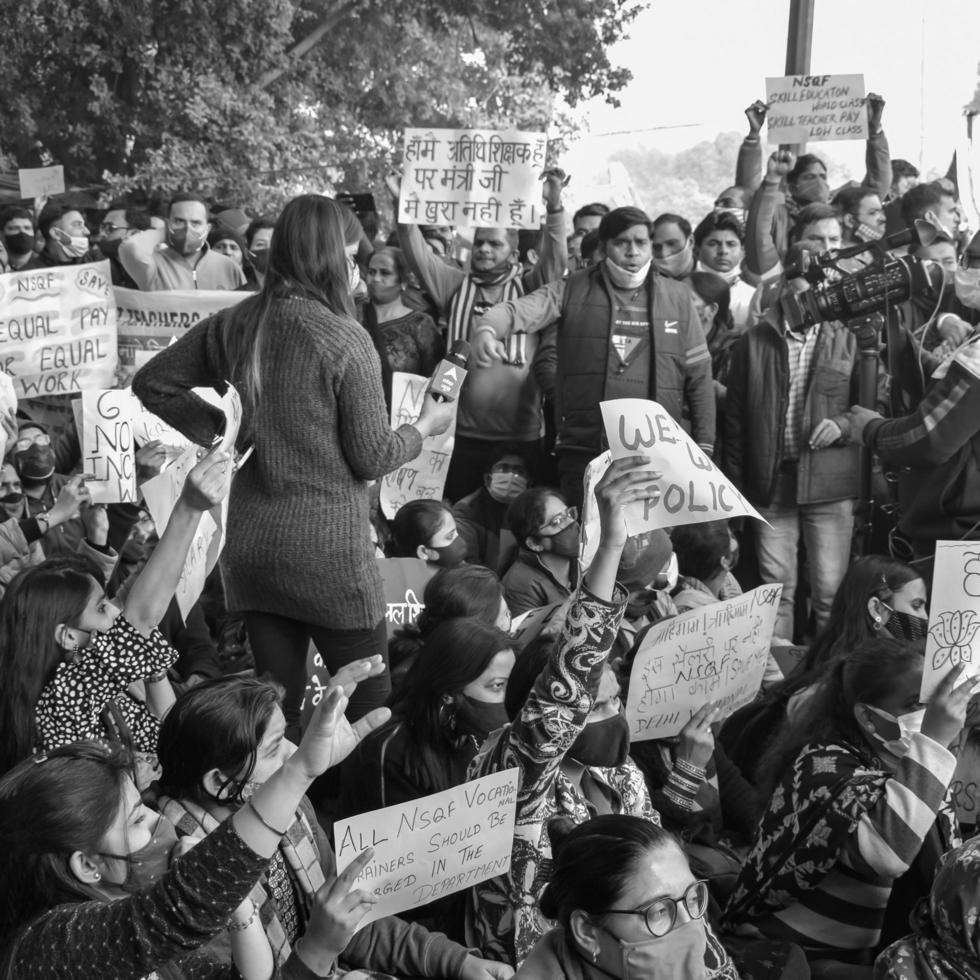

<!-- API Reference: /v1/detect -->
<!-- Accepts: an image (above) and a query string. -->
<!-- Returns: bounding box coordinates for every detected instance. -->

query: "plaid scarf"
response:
[447,265,524,347]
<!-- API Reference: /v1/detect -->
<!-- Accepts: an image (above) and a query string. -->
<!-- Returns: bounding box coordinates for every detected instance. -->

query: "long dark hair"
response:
[0,741,133,947]
[220,194,355,420]
[157,676,283,806]
[388,617,512,792]
[758,637,924,796]
[388,499,453,557]
[539,815,682,928]
[0,555,106,775]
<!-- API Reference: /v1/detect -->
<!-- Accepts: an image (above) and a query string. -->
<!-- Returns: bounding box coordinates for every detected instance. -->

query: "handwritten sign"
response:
[0,261,117,398]
[600,399,762,536]
[377,557,435,641]
[398,128,546,230]
[765,73,867,144]
[18,165,65,199]
[625,584,782,741]
[115,286,245,385]
[921,541,980,700]
[81,389,137,504]
[334,769,518,926]
[380,372,455,519]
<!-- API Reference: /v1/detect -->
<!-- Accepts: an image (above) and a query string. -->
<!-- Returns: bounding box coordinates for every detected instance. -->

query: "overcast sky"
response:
[565,0,980,182]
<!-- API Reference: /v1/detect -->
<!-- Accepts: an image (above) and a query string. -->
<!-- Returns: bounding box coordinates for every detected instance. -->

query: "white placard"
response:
[81,389,138,504]
[18,165,65,199]
[334,769,518,927]
[600,398,762,536]
[765,73,867,144]
[625,584,782,741]
[398,128,546,230]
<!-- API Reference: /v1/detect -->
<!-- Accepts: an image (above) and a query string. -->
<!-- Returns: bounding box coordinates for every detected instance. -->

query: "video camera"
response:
[780,226,945,332]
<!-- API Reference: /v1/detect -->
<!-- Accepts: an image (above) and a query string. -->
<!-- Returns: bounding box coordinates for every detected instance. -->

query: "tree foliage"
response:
[0,0,643,208]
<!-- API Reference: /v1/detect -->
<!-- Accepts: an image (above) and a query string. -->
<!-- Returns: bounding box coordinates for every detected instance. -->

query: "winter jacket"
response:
[501,548,572,618]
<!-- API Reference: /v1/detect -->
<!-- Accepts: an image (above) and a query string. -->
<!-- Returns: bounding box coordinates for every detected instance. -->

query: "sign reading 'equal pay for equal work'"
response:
[0,261,118,398]
[334,768,518,927]
[765,73,868,144]
[600,399,763,536]
[626,585,782,741]
[398,127,547,230]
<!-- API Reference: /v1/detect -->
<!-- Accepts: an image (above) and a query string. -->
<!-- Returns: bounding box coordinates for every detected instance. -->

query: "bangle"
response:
[245,798,289,837]
[228,900,260,932]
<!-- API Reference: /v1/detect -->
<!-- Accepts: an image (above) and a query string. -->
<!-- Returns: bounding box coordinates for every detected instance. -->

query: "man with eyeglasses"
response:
[118,192,245,291]
[95,204,153,288]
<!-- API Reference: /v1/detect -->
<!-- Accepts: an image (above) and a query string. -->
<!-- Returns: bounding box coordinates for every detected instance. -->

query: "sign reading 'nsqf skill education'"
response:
[398,128,547,230]
[765,73,867,144]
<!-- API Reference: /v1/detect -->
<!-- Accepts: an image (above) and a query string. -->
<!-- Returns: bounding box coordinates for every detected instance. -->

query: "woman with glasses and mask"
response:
[244,216,275,291]
[501,487,580,617]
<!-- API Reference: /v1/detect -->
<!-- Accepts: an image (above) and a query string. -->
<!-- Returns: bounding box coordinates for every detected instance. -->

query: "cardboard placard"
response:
[765,73,868,143]
[81,389,138,504]
[18,165,65,199]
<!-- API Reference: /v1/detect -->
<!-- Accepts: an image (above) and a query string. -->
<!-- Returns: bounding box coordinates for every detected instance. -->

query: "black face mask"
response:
[0,491,23,507]
[454,696,510,741]
[541,523,580,559]
[15,446,56,483]
[251,248,270,274]
[430,536,468,568]
[884,608,928,642]
[98,238,122,260]
[4,231,34,256]
[569,712,631,767]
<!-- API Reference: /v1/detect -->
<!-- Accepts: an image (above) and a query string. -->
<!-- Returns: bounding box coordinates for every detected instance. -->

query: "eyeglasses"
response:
[605,880,709,938]
[491,462,528,477]
[14,433,51,452]
[536,505,577,535]
[100,222,130,235]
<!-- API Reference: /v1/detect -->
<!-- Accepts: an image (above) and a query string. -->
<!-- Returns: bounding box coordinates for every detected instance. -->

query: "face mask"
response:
[454,695,510,741]
[569,712,631,767]
[98,238,122,260]
[897,708,925,739]
[596,917,709,980]
[14,446,56,483]
[251,248,270,274]
[4,231,34,255]
[541,522,580,559]
[859,703,913,764]
[98,812,179,894]
[487,471,528,504]
[725,541,740,573]
[655,552,679,592]
[51,227,89,259]
[652,242,694,279]
[715,206,747,227]
[883,606,928,642]
[854,221,884,243]
[0,491,23,507]
[605,258,652,290]
[429,535,468,568]
[695,259,741,286]
[954,269,980,311]
[168,226,207,257]
[348,258,361,292]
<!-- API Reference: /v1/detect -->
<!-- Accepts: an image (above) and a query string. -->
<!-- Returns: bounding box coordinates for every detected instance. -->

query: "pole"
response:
[783,0,816,156]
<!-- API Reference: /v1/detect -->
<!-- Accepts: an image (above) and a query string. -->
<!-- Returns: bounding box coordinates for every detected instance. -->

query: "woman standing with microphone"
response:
[134,195,454,736]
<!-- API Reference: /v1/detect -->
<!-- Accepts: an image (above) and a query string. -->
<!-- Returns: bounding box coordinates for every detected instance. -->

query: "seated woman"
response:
[388,563,511,685]
[388,499,468,571]
[726,639,970,976]
[719,555,927,785]
[501,488,579,617]
[156,671,510,980]
[0,448,230,783]
[0,676,395,979]
[671,520,742,613]
[875,831,980,979]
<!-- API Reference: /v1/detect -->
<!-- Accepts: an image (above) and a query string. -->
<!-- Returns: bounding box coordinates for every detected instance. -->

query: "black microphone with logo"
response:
[428,339,471,402]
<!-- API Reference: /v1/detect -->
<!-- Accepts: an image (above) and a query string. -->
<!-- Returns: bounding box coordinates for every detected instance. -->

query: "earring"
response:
[92,871,101,881]
[592,948,599,963]
[872,615,882,630]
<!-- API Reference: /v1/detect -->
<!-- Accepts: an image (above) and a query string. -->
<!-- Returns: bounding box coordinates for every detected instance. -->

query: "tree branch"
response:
[258,0,358,90]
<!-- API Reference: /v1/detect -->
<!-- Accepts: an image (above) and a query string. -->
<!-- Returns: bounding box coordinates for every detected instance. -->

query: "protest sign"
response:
[0,261,117,397]
[950,733,980,834]
[81,389,138,504]
[600,399,762,536]
[765,73,867,144]
[18,165,65,199]
[380,372,455,519]
[377,556,435,642]
[334,768,518,926]
[398,128,547,230]
[625,584,782,741]
[114,286,245,385]
[921,541,980,700]
[579,451,610,572]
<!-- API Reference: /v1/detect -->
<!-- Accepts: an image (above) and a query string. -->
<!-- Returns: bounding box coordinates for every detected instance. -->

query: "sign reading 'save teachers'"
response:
[398,128,547,230]
[625,585,782,741]
[765,73,867,143]
[600,398,762,536]
[334,769,518,926]
[0,261,118,398]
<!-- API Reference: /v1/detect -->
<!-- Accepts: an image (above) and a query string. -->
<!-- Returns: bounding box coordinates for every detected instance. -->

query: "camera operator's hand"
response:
[766,150,796,182]
[745,100,769,136]
[809,418,842,451]
[938,313,973,348]
[866,93,885,135]
[844,405,882,446]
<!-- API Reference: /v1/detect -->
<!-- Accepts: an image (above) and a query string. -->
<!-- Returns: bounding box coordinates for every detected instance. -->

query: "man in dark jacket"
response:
[473,206,715,509]
[724,262,859,642]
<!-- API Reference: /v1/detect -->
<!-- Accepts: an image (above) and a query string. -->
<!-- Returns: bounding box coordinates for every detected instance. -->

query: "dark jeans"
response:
[244,612,389,737]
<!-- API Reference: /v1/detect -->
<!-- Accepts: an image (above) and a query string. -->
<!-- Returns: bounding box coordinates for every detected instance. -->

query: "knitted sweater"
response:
[133,297,423,629]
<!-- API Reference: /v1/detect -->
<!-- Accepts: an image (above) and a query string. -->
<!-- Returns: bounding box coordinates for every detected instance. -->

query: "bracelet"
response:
[246,798,290,837]
[675,757,707,780]
[36,512,51,533]
[145,670,169,683]
[228,900,260,932]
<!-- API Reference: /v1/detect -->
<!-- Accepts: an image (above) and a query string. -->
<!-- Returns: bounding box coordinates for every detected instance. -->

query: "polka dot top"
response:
[34,615,178,755]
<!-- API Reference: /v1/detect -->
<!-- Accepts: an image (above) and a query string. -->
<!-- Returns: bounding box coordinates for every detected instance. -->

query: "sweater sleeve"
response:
[132,317,231,446]
[523,209,568,291]
[396,222,466,312]
[735,136,764,193]
[334,322,423,481]
[474,279,566,341]
[5,819,272,979]
[118,226,167,292]
[682,297,717,455]
[745,177,786,280]
[863,130,892,202]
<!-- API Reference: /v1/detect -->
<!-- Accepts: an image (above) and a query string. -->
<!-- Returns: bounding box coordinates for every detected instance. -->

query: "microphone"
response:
[428,339,471,402]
